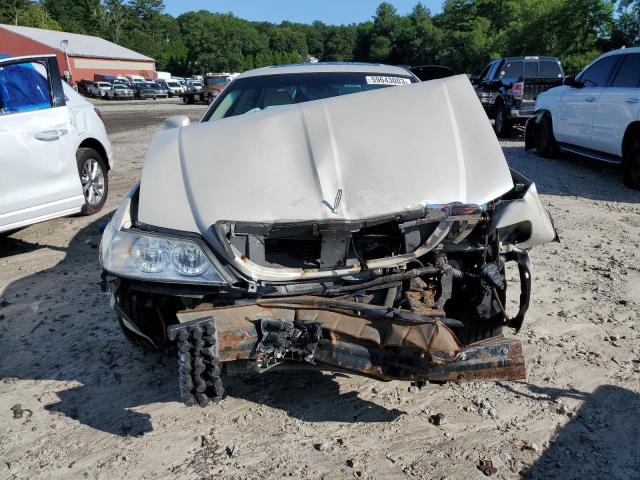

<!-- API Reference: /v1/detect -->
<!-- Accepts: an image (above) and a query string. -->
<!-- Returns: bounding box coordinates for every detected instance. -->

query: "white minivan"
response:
[0,54,113,233]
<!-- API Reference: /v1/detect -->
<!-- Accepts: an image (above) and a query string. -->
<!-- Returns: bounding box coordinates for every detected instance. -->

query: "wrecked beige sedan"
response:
[99,64,557,406]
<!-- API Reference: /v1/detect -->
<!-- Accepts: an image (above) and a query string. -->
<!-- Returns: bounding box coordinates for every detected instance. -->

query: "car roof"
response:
[599,46,640,57]
[237,62,414,79]
[501,56,560,62]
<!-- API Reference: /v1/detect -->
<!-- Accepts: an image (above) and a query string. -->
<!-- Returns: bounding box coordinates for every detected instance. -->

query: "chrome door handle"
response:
[626,97,640,104]
[35,129,68,141]
[584,96,597,103]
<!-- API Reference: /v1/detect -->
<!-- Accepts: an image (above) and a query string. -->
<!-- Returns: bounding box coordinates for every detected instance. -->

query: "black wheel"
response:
[207,94,214,105]
[535,114,558,158]
[494,107,513,138]
[76,147,108,215]
[623,141,640,190]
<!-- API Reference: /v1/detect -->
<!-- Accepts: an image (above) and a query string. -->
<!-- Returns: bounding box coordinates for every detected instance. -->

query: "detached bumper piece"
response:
[167,318,225,407]
[170,304,525,406]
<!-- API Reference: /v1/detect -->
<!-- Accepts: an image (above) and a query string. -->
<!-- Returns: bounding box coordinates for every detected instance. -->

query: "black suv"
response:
[471,56,564,137]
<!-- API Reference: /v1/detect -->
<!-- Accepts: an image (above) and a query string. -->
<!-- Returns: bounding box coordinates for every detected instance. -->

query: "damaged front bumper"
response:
[166,303,526,406]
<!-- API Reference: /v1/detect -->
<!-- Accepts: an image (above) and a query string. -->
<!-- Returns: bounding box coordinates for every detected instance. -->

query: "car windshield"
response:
[167,81,180,87]
[207,77,231,86]
[204,71,416,122]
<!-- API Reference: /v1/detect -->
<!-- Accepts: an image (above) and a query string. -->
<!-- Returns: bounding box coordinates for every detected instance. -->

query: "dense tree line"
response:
[1,0,639,75]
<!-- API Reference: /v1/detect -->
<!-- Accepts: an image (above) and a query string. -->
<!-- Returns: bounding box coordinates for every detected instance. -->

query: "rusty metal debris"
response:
[478,458,498,476]
[176,304,526,385]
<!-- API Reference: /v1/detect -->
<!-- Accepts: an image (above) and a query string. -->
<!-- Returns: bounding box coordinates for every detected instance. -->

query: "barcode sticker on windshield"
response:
[365,76,411,86]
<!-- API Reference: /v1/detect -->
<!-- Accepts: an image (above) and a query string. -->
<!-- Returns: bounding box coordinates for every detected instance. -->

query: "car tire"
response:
[494,107,513,138]
[535,114,558,158]
[623,141,640,190]
[207,94,214,105]
[76,147,108,215]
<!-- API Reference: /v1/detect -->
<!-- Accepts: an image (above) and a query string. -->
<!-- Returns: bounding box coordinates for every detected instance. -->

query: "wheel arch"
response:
[535,108,553,121]
[622,121,640,159]
[78,138,110,171]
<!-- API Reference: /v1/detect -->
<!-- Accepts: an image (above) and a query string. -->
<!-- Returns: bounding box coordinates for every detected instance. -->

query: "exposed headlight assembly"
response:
[100,195,226,285]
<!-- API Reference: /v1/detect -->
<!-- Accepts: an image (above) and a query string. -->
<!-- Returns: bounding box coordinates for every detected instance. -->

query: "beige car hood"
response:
[138,74,513,234]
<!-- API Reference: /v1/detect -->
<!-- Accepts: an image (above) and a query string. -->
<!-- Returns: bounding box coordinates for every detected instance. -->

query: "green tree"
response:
[323,25,357,61]
[43,0,104,35]
[0,0,33,25]
[103,0,128,44]
[611,0,640,47]
[18,2,61,29]
[405,3,442,65]
[369,2,403,63]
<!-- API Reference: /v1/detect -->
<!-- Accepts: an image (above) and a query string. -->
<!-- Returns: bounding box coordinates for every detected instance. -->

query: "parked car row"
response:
[469,48,640,190]
[78,78,169,100]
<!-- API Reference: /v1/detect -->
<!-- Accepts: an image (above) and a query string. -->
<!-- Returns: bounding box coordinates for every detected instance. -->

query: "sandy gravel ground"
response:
[1,104,639,480]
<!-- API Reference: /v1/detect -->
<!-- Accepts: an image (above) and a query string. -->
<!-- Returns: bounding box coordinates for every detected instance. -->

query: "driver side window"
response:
[578,56,619,88]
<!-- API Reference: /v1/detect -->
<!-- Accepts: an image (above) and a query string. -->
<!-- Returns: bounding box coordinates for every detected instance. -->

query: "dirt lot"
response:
[1,101,639,480]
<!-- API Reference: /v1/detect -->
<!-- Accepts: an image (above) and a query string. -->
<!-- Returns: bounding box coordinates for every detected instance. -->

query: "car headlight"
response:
[100,196,226,285]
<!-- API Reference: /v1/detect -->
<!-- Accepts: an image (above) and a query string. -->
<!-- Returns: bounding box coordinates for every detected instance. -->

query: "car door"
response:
[590,53,640,156]
[0,56,84,233]
[555,55,620,147]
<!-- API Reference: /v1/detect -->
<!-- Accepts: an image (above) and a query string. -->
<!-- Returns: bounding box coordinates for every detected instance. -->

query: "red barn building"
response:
[0,24,156,83]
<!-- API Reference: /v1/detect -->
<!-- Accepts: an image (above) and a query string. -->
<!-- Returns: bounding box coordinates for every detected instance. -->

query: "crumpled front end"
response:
[157,166,553,406]
[104,162,556,408]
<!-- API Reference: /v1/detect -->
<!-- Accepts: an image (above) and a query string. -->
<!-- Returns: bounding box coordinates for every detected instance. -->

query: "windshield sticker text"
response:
[365,76,411,86]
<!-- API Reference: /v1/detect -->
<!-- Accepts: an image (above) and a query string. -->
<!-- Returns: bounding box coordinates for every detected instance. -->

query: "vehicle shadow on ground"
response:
[0,214,178,437]
[498,382,640,479]
[224,371,404,423]
[0,233,67,257]
[502,145,640,204]
[0,215,403,436]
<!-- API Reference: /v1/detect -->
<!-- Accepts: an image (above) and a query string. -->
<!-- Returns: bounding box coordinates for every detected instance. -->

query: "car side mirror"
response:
[163,115,190,130]
[563,76,582,88]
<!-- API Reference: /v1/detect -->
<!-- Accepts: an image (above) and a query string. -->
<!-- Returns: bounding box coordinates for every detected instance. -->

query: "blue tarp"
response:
[0,54,52,113]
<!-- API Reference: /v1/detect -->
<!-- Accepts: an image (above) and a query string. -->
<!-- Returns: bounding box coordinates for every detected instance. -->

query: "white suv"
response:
[0,55,113,233]
[525,47,640,189]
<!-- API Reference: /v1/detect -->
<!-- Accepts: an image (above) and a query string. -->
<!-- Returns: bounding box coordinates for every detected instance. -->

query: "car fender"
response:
[492,171,558,250]
[534,86,567,129]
